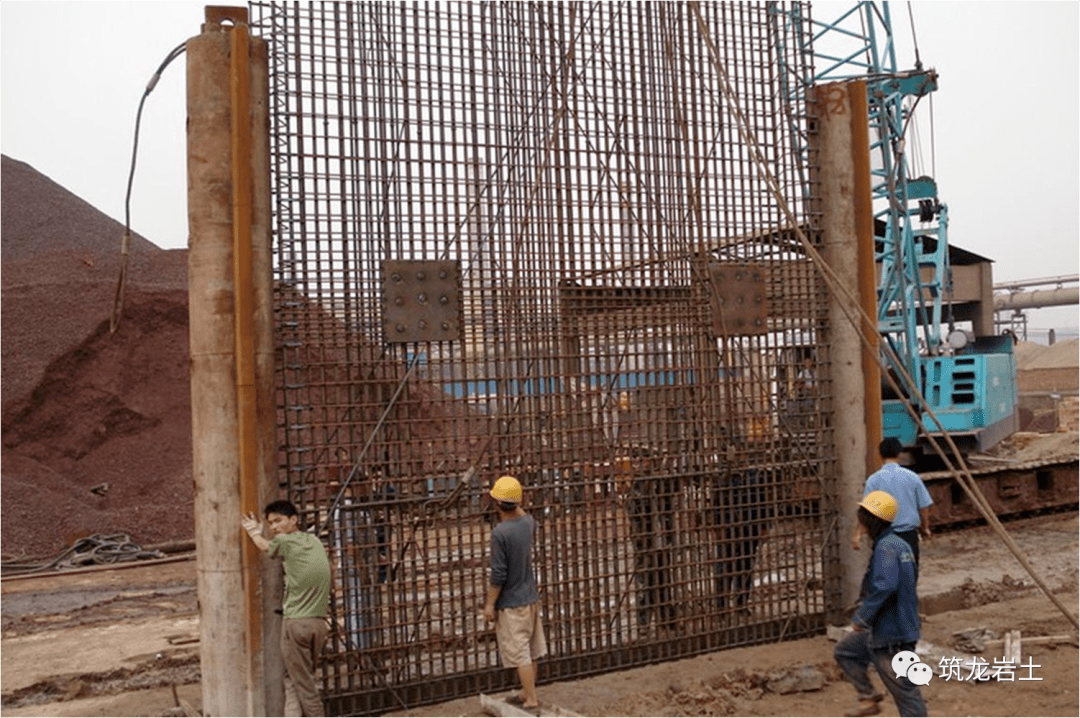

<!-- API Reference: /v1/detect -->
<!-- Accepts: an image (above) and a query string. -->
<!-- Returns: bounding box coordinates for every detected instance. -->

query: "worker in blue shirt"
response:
[835,490,927,717]
[852,438,933,572]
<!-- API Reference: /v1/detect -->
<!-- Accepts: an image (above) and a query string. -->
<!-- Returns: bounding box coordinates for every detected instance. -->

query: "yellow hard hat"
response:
[859,490,898,522]
[490,475,522,504]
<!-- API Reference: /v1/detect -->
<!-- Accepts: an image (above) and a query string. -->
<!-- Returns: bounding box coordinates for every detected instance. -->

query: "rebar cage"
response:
[249,2,836,713]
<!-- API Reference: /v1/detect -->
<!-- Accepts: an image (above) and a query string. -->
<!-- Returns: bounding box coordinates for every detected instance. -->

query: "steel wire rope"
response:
[882,91,936,363]
[690,1,1078,630]
[109,41,188,334]
[928,87,937,183]
[906,0,937,184]
[906,1,923,71]
[1,533,164,575]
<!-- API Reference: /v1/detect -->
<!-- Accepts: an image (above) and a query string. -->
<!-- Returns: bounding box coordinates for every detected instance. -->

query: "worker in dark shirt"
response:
[482,475,546,711]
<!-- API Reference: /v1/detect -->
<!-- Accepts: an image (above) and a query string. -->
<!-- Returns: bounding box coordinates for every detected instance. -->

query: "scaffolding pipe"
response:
[994,286,1080,311]
[187,7,279,715]
[994,274,1079,291]
[813,80,876,618]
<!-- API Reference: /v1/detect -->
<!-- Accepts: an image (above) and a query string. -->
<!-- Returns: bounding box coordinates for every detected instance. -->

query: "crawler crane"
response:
[775,1,1076,522]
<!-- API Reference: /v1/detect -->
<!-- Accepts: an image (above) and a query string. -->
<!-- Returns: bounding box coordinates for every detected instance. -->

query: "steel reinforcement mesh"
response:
[250,2,836,714]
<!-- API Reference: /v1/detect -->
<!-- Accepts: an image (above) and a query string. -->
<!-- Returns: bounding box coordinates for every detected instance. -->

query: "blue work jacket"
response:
[853,529,920,649]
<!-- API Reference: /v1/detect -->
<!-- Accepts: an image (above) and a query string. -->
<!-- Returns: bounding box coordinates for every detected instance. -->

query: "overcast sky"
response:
[2,1,1077,338]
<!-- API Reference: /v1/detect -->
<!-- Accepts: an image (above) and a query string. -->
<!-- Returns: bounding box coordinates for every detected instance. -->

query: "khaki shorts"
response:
[495,602,547,667]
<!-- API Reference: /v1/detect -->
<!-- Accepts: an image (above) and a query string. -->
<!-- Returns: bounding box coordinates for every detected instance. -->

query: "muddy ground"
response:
[1,512,1077,717]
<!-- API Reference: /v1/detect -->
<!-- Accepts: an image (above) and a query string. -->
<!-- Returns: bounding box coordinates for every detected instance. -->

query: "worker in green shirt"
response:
[243,500,331,716]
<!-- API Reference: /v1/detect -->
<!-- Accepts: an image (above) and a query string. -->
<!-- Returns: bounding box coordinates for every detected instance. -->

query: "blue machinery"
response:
[774,1,1018,454]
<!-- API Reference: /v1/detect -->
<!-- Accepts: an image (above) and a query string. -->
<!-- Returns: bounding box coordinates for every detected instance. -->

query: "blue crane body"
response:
[778,0,1019,457]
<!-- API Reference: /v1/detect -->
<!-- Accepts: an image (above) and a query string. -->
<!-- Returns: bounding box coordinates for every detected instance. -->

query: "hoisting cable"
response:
[109,41,188,334]
[907,1,923,71]
[906,1,937,180]
[689,2,1077,630]
[928,86,937,183]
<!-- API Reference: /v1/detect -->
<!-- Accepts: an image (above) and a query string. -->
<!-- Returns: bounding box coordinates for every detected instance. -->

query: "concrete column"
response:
[812,81,877,618]
[187,7,279,716]
[972,261,996,337]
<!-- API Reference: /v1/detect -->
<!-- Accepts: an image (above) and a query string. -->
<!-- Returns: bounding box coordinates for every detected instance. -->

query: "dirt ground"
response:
[4,156,1077,718]
[2,512,1077,718]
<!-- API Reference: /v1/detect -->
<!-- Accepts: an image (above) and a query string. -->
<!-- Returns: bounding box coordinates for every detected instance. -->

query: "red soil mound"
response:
[2,155,193,558]
[1,155,489,559]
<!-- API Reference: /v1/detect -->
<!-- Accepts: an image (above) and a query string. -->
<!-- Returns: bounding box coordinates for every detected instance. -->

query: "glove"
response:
[241,513,262,538]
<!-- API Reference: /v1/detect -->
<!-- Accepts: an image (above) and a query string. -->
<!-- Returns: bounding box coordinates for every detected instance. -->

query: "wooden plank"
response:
[166,633,201,646]
[480,694,535,718]
[984,633,1078,651]
[479,693,583,717]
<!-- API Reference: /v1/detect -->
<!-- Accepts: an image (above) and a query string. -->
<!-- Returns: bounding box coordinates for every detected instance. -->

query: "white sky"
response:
[2,1,1078,338]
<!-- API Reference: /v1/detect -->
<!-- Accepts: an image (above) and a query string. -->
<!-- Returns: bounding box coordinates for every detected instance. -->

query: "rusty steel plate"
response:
[708,263,770,336]
[382,260,462,343]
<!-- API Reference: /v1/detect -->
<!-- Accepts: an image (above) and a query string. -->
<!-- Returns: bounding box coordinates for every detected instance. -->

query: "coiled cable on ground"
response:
[0,533,165,575]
